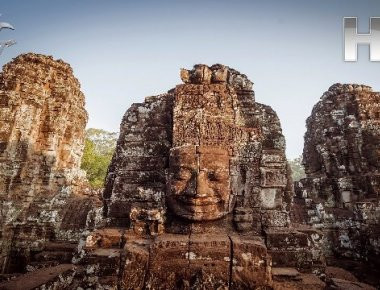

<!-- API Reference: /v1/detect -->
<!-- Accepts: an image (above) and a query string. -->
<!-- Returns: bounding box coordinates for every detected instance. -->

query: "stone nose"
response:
[195,171,213,197]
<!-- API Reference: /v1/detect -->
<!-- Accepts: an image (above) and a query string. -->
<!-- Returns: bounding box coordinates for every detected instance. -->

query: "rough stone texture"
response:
[75,64,325,289]
[295,83,380,287]
[102,91,173,232]
[103,64,292,235]
[1,60,378,288]
[0,54,102,274]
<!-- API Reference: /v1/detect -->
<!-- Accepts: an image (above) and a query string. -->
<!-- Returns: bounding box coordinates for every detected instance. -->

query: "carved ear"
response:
[228,194,237,211]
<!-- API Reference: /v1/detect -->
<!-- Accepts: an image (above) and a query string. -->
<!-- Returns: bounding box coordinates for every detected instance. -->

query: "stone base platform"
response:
[77,229,272,289]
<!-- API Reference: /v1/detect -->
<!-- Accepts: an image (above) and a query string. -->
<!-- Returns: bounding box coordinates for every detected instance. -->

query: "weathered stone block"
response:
[230,235,272,289]
[261,210,290,228]
[266,229,309,250]
[85,228,125,249]
[259,188,282,209]
[122,239,150,290]
[145,234,190,289]
[260,167,287,188]
[189,234,231,289]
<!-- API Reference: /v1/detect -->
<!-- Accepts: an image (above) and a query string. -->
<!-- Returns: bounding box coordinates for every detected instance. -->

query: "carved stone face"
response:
[167,145,232,221]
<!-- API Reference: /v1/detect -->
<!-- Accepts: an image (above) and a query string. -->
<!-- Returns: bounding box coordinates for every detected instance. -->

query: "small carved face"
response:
[167,145,232,221]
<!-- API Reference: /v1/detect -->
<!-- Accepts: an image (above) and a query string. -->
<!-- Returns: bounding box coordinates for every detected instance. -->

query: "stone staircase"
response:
[266,227,325,273]
[268,196,327,273]
[266,198,326,273]
[78,247,122,288]
[73,228,127,288]
[305,200,327,229]
[26,241,78,272]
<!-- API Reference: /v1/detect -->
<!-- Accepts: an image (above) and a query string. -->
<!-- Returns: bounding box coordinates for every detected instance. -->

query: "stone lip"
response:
[180,63,253,90]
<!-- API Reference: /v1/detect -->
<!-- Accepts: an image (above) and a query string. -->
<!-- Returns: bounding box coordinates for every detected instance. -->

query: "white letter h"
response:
[344,17,380,62]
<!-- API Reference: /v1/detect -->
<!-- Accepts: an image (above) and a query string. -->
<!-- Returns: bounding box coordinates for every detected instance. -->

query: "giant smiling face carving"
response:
[167,145,233,221]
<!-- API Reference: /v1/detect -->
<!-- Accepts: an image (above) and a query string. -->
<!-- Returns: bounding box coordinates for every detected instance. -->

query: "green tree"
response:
[81,128,117,188]
[288,155,306,182]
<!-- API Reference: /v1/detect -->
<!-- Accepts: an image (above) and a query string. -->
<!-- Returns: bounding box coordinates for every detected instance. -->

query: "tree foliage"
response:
[288,155,306,181]
[81,128,117,188]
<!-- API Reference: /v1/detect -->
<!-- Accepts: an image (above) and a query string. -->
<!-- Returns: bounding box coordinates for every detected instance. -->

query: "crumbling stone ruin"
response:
[77,64,326,289]
[0,54,101,275]
[295,83,380,286]
[0,57,378,289]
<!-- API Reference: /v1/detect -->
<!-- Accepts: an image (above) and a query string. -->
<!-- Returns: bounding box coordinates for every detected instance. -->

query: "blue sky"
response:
[0,0,379,158]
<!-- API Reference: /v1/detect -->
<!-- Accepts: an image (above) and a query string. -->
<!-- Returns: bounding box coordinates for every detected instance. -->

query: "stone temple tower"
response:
[80,64,323,289]
[0,54,99,274]
[296,83,380,267]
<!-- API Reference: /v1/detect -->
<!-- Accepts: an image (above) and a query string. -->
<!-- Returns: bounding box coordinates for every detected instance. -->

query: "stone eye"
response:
[207,171,218,181]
